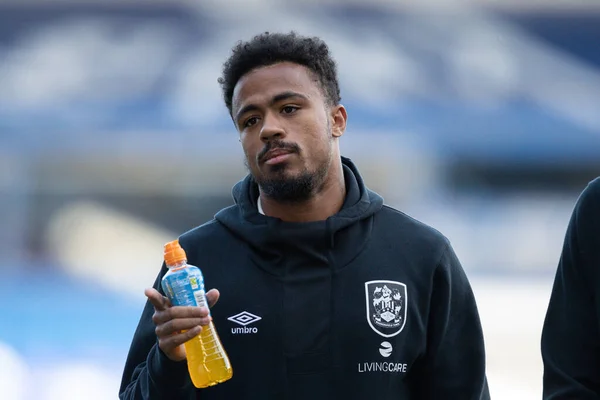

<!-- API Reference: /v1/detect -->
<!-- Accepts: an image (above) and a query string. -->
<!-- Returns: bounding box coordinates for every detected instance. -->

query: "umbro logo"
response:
[228,311,261,334]
[228,311,262,326]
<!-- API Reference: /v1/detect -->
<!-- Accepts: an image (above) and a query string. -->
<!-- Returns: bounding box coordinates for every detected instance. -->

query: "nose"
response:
[259,113,285,143]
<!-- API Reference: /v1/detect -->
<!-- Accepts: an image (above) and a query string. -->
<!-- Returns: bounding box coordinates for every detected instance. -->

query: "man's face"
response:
[231,62,345,203]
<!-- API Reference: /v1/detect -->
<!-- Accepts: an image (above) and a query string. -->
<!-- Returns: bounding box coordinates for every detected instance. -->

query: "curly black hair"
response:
[218,31,342,116]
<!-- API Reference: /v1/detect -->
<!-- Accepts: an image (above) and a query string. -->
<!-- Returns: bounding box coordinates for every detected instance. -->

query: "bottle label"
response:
[161,266,210,315]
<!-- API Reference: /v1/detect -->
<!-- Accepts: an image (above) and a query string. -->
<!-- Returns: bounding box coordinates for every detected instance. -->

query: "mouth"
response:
[262,149,294,165]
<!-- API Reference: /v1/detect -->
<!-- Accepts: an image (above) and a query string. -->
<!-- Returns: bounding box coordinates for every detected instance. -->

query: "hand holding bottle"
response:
[145,287,221,362]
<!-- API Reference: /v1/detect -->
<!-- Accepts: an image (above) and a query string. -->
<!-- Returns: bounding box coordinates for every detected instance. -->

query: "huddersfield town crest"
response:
[365,280,407,338]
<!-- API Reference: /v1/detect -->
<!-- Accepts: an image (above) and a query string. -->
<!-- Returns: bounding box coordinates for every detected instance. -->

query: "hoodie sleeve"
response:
[410,242,490,399]
[119,265,196,400]
[541,178,600,399]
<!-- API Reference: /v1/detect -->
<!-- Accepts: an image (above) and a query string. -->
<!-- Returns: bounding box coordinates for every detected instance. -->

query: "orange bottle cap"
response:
[164,239,187,266]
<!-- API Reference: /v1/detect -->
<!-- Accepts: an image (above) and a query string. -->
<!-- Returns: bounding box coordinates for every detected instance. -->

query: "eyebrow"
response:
[234,91,309,123]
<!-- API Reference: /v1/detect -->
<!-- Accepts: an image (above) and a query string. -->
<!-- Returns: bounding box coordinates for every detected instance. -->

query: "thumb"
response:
[206,288,220,309]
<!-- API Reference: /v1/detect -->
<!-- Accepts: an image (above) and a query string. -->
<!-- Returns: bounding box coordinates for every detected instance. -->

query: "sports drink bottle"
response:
[161,239,233,388]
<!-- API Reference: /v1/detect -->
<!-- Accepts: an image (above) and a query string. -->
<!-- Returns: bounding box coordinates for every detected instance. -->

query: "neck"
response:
[259,163,346,223]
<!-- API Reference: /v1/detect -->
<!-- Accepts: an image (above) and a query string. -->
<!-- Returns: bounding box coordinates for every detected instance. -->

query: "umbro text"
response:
[231,326,258,334]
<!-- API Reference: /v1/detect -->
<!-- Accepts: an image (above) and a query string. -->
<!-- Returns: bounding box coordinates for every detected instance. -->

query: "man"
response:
[119,31,490,399]
[542,177,600,399]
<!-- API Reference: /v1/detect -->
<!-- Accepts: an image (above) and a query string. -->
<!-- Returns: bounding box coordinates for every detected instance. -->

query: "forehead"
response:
[232,62,322,111]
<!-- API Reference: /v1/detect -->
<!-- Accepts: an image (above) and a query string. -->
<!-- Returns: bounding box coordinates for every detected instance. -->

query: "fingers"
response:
[155,317,212,338]
[145,288,168,311]
[145,286,220,361]
[159,326,202,352]
[206,289,220,308]
[152,305,210,326]
[146,288,220,310]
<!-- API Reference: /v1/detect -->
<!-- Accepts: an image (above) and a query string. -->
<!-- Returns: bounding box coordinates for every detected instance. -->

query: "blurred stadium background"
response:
[1,0,600,398]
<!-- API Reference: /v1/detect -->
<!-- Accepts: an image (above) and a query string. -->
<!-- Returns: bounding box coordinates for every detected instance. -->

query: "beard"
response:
[245,140,332,204]
[258,165,323,203]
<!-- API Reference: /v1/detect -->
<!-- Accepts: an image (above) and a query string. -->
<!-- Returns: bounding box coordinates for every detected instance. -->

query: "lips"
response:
[262,148,293,164]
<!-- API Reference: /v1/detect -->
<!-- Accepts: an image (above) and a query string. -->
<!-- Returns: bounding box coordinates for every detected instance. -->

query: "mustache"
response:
[258,140,300,162]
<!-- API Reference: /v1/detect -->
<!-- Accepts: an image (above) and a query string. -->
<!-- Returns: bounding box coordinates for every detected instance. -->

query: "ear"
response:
[330,104,347,138]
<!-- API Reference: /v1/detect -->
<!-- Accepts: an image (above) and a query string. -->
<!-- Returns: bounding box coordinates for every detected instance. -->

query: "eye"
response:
[244,117,259,128]
[281,106,298,114]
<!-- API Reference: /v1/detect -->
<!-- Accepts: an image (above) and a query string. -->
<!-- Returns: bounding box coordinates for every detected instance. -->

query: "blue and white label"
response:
[161,265,209,314]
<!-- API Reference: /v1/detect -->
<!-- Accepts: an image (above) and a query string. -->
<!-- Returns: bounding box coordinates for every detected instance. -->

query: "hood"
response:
[214,156,383,276]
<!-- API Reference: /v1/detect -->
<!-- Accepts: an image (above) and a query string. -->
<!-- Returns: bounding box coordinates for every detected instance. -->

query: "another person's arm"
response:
[542,178,600,399]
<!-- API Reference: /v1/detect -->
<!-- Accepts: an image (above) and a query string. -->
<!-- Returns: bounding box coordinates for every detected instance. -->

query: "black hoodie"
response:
[119,157,490,400]
[542,177,600,399]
